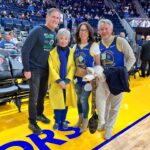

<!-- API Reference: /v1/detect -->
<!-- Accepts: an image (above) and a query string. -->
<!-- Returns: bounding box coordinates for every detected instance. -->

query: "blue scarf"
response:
[57,46,69,80]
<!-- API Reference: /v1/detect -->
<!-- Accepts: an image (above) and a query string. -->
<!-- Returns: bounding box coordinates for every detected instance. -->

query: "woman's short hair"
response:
[75,22,94,43]
[56,28,70,41]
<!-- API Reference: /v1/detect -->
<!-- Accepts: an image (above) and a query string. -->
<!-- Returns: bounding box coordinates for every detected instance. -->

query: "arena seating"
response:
[0,1,126,34]
[0,49,29,112]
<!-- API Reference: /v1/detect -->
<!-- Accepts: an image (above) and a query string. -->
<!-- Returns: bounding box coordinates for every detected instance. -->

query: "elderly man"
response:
[0,34,17,54]
[96,19,136,139]
[0,34,16,48]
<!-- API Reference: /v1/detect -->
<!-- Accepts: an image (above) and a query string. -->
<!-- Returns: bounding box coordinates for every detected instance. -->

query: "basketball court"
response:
[0,75,150,150]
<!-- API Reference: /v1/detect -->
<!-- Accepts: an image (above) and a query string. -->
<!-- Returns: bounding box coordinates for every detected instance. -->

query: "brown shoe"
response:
[74,114,83,128]
[80,118,88,133]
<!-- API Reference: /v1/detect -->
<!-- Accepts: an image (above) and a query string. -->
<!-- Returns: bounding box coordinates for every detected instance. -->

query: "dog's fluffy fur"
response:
[83,65,110,126]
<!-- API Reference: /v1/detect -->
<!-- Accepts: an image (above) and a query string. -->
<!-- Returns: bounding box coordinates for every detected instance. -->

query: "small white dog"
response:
[82,65,105,82]
[83,65,110,130]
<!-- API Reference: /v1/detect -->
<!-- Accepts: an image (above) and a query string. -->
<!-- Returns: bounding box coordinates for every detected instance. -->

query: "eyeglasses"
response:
[80,29,88,33]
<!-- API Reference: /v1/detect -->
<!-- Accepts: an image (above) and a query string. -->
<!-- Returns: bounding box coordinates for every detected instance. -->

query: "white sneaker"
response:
[104,128,112,140]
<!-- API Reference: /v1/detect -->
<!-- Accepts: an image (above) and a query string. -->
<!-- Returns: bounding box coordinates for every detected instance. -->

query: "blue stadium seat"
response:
[1,18,14,30]
[13,18,22,30]
[0,50,18,104]
[22,20,31,31]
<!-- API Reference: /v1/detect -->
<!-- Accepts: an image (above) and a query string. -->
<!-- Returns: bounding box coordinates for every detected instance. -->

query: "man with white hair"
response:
[97,19,136,139]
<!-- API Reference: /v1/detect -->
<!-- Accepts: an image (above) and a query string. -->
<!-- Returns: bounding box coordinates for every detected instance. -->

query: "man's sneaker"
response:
[28,123,42,135]
[104,128,112,140]
[37,114,50,124]
[97,123,105,131]
[62,122,68,129]
[53,123,59,130]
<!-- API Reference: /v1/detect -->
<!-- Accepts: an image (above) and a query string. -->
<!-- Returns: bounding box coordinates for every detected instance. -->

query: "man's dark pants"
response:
[28,70,48,124]
[141,60,150,77]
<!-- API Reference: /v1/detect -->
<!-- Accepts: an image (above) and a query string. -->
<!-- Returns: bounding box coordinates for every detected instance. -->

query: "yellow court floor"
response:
[0,76,150,150]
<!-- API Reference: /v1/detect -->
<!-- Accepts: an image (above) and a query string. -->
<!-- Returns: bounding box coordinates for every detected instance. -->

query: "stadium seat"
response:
[22,20,31,31]
[13,18,22,30]
[9,55,30,112]
[0,50,18,105]
[1,18,14,30]
[0,50,29,112]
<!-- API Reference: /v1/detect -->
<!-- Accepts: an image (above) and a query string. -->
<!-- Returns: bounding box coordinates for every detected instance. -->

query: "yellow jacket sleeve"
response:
[48,55,60,83]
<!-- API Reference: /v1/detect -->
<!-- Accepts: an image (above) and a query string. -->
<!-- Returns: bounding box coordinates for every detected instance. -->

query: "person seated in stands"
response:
[36,10,42,17]
[16,0,24,7]
[27,2,35,12]
[39,8,46,17]
[31,11,35,16]
[26,13,31,21]
[95,14,100,20]
[9,31,19,45]
[9,11,15,18]
[19,13,26,20]
[0,34,17,54]
[1,11,7,18]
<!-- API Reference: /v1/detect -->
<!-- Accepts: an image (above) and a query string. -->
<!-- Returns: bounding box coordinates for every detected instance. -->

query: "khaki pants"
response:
[96,80,123,129]
[105,92,123,129]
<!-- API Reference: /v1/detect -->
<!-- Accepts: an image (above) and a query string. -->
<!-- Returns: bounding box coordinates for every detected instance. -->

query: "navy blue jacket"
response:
[103,67,130,95]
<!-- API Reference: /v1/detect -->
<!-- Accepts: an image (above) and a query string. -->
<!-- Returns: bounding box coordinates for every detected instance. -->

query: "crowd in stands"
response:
[0,0,126,36]
[139,0,150,17]
[0,0,147,23]
[0,0,55,19]
[0,0,149,44]
[112,0,139,18]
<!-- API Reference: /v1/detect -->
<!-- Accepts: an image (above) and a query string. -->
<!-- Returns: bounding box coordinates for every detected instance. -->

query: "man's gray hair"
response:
[57,28,71,41]
[47,8,61,15]
[98,19,113,30]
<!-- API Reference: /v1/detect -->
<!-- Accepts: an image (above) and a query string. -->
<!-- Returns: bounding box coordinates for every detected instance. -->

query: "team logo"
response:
[101,50,115,66]
[75,52,86,68]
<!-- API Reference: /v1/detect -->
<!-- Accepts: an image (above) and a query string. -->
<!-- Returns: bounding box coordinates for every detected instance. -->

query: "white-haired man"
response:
[96,19,136,139]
